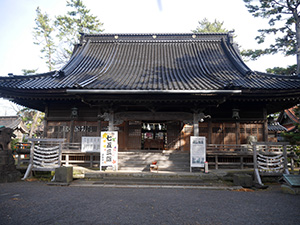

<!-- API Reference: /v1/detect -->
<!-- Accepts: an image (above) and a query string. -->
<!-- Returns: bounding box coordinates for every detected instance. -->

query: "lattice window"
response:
[199,127,208,133]
[129,128,141,137]
[213,127,222,133]
[225,127,235,133]
[252,128,257,134]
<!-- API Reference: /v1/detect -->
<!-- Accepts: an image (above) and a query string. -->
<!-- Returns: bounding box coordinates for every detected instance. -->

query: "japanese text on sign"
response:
[81,136,101,152]
[100,131,118,170]
[190,136,206,169]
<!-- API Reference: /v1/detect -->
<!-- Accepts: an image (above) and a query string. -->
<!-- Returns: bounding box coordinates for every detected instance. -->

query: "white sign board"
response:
[190,136,206,171]
[100,131,118,171]
[81,136,101,152]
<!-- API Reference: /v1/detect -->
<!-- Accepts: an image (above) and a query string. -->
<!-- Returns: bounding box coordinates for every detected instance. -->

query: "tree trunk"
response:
[291,5,300,75]
[29,111,40,138]
[296,18,300,75]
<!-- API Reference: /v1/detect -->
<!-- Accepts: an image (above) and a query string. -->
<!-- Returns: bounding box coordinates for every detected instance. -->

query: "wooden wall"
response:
[46,120,265,150]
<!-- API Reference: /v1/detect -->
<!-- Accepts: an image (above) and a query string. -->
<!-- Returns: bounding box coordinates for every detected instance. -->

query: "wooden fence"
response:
[15,142,298,171]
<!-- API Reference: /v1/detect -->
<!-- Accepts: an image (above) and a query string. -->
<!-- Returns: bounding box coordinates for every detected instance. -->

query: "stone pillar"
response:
[0,150,21,182]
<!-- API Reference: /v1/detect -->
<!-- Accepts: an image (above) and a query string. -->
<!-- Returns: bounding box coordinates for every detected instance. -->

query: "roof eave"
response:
[65,89,242,95]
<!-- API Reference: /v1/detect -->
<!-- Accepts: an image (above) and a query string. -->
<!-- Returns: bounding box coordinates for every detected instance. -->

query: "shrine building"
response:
[1,33,300,170]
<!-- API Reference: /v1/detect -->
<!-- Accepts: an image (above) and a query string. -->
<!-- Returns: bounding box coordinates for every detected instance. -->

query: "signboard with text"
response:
[100,131,118,171]
[81,136,101,152]
[190,136,206,171]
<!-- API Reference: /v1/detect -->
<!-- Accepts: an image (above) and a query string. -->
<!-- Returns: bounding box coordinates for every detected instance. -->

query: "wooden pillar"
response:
[193,113,199,136]
[108,111,114,131]
[70,120,75,143]
[43,106,49,138]
[263,108,268,142]
[235,121,240,144]
[123,121,128,150]
[208,120,212,144]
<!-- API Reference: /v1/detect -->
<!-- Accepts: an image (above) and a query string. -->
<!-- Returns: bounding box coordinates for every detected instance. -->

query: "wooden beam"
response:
[115,112,193,121]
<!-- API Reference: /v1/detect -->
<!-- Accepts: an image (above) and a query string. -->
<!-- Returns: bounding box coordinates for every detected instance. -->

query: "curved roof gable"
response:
[1,33,300,91]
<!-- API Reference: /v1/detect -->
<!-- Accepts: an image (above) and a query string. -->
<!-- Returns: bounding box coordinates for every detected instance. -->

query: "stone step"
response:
[117,151,190,172]
[82,170,225,186]
[117,167,190,172]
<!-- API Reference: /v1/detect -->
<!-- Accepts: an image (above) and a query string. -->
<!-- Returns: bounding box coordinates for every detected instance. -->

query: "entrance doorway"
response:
[141,122,167,150]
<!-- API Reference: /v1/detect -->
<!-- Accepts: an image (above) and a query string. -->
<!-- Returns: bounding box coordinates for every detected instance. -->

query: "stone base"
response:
[0,150,21,183]
[233,173,253,188]
[0,170,21,183]
[55,166,73,183]
[281,184,300,195]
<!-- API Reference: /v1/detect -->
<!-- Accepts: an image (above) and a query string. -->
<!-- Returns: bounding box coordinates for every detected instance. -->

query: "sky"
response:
[0,0,295,116]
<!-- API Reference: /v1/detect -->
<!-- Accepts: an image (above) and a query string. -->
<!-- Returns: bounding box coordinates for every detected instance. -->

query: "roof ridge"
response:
[80,33,230,44]
[255,71,300,80]
[0,71,56,80]
[82,32,230,36]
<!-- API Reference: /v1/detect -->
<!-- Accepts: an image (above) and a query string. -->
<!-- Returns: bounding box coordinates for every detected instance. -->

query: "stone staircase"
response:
[117,150,190,172]
[80,171,228,187]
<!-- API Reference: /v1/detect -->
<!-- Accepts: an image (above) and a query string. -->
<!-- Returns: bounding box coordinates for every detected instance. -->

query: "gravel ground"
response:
[0,181,299,225]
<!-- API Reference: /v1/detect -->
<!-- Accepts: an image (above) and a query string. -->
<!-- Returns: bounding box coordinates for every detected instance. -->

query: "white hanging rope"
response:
[257,153,283,160]
[22,139,65,180]
[34,165,60,169]
[258,160,283,167]
[34,148,59,156]
[35,145,60,151]
[33,155,59,163]
[258,164,283,172]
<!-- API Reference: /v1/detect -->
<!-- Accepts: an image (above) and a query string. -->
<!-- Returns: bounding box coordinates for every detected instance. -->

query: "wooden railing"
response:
[206,144,253,169]
[15,142,298,170]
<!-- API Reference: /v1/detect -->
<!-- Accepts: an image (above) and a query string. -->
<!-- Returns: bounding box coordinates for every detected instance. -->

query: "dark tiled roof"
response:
[268,122,287,131]
[0,116,28,132]
[1,33,300,92]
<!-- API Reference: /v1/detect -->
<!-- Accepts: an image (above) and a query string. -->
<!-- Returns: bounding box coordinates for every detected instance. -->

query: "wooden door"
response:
[167,122,182,150]
[127,121,141,150]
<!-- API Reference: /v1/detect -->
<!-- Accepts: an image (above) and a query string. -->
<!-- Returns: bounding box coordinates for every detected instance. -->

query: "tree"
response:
[33,7,56,71]
[192,18,232,33]
[55,0,104,65]
[242,0,300,74]
[17,108,44,138]
[281,106,300,165]
[21,69,38,75]
[13,70,45,139]
[266,64,297,75]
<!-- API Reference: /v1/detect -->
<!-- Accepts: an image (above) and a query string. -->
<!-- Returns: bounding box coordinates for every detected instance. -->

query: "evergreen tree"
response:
[55,0,104,65]
[21,69,38,76]
[33,7,56,71]
[266,64,297,75]
[192,18,232,33]
[242,0,300,74]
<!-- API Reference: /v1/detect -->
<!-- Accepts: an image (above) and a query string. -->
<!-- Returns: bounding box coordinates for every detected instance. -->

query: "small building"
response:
[0,116,28,141]
[0,33,300,170]
[267,120,287,142]
[278,106,300,132]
